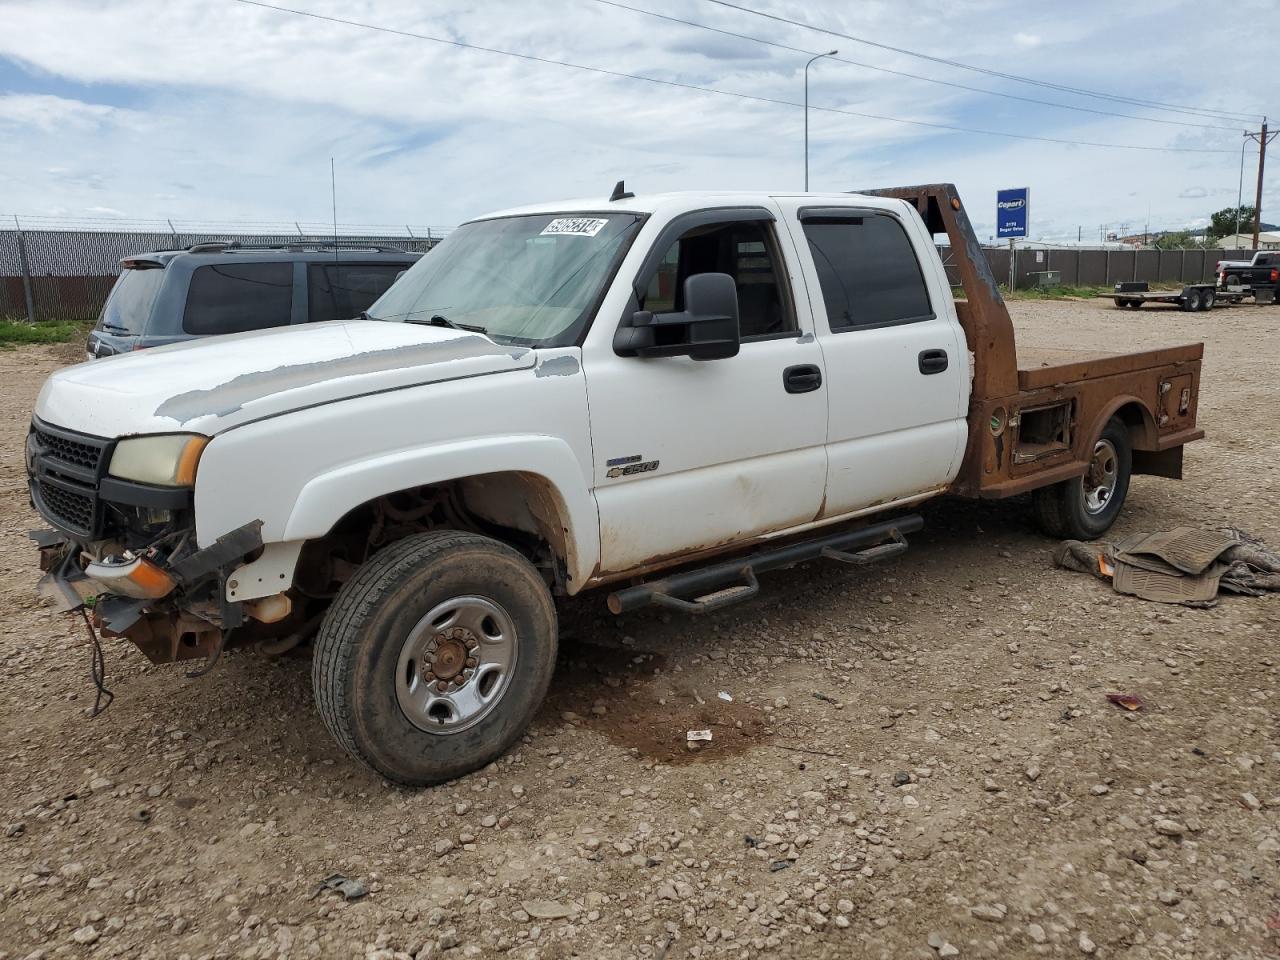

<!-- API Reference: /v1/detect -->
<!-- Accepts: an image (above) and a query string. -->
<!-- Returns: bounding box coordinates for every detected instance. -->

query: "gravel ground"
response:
[1,298,1277,960]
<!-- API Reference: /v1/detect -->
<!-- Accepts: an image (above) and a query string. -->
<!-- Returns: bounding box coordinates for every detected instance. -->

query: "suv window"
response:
[183,262,293,335]
[642,221,795,339]
[98,265,165,335]
[802,214,934,331]
[308,263,407,323]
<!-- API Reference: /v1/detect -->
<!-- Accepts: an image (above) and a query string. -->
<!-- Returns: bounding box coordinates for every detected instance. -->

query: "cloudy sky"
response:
[0,0,1275,240]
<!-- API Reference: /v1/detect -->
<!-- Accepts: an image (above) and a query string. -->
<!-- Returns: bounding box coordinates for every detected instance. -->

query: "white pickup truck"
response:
[28,183,1205,785]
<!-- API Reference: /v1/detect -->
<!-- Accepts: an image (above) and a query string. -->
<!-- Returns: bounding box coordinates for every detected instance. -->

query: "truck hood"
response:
[35,319,534,437]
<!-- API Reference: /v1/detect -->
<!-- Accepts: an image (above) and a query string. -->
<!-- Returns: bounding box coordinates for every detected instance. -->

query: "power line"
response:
[227,0,1236,154]
[699,0,1266,124]
[593,0,1240,133]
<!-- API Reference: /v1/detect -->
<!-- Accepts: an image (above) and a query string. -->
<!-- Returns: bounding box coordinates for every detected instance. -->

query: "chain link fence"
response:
[941,245,1241,291]
[0,222,448,322]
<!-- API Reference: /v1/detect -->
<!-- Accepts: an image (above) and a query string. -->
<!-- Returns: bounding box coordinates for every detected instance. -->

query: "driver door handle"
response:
[783,364,822,394]
[918,349,949,375]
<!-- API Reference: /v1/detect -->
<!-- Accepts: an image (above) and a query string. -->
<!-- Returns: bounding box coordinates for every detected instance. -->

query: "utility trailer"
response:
[1111,281,1245,311]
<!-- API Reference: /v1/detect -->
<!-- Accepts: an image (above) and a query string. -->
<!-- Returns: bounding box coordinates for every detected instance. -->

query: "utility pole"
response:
[1245,119,1277,249]
[803,50,838,191]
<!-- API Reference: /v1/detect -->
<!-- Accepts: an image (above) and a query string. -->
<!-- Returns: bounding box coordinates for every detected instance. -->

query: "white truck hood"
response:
[34,319,534,438]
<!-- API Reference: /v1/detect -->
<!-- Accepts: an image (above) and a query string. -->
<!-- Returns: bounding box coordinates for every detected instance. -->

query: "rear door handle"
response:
[783,364,823,394]
[918,349,949,375]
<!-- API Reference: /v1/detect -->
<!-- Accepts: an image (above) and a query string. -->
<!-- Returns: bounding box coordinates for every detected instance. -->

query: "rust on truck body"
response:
[863,183,1204,501]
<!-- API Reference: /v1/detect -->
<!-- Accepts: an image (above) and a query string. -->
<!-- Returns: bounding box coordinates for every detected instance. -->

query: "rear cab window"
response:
[801,211,934,331]
[97,265,166,336]
[308,263,407,323]
[182,262,294,335]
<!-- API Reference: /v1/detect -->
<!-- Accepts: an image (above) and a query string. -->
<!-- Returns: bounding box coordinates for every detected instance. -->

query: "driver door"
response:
[581,207,828,576]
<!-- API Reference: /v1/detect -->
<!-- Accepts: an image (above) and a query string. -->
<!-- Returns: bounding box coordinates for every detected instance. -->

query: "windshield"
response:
[97,265,165,335]
[366,212,641,346]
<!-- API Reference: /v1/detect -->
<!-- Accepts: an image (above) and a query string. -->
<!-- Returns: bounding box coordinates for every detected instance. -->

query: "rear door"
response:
[582,206,828,575]
[776,199,967,518]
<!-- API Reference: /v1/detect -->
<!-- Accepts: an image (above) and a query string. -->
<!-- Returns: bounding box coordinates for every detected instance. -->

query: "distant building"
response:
[1217,231,1280,250]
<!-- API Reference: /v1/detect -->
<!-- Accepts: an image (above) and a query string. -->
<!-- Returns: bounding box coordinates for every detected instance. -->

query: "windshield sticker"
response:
[540,217,609,238]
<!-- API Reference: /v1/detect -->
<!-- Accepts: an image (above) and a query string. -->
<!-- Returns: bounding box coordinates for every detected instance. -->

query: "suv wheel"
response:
[313,531,557,786]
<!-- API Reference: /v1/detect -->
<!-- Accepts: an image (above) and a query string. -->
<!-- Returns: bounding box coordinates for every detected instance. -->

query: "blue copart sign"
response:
[996,188,1029,239]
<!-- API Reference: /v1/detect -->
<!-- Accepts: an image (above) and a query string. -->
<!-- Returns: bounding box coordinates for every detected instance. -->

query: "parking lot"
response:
[1,296,1278,960]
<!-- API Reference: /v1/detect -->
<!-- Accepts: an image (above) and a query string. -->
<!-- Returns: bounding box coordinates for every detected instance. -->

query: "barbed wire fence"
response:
[1,214,452,322]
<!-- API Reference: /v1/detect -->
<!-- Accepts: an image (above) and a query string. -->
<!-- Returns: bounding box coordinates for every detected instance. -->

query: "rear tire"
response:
[1032,416,1132,540]
[313,530,557,786]
[1200,288,1215,310]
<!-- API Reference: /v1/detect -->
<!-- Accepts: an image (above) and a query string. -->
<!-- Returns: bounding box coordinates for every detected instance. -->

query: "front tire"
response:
[313,530,557,786]
[1033,416,1132,540]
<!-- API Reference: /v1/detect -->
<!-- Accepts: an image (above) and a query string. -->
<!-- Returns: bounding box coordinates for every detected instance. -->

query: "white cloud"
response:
[0,0,1271,233]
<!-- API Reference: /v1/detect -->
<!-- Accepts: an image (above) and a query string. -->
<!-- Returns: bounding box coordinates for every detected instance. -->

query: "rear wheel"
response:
[1128,299,1144,309]
[1200,288,1215,310]
[313,530,557,786]
[1033,416,1132,540]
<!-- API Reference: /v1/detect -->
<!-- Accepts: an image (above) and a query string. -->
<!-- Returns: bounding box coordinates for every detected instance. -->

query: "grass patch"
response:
[0,319,92,347]
[1005,284,1114,300]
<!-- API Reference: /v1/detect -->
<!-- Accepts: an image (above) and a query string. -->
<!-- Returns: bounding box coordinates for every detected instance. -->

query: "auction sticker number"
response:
[541,217,609,238]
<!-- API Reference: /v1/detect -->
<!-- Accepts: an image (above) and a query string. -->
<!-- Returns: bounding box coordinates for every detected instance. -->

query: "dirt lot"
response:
[1,298,1277,960]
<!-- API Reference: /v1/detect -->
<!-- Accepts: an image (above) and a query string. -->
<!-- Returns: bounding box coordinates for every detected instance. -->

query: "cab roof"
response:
[471,190,898,224]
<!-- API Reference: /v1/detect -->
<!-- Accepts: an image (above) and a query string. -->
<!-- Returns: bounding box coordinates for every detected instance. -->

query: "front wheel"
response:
[1033,416,1132,540]
[313,530,557,786]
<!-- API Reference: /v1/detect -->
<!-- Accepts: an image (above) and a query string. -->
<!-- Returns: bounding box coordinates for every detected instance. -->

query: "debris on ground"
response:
[686,729,712,742]
[1055,526,1280,604]
[1106,692,1144,711]
[717,691,733,702]
[309,874,368,902]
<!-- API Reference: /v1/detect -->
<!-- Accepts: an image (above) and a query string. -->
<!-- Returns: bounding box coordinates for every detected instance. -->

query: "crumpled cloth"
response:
[1054,527,1280,606]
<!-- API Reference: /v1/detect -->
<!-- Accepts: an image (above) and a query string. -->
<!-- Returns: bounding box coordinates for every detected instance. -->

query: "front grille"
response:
[28,419,113,539]
[33,428,104,471]
[38,482,96,534]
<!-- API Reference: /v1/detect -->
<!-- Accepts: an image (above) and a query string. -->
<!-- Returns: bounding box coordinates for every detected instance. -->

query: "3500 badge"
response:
[606,456,660,478]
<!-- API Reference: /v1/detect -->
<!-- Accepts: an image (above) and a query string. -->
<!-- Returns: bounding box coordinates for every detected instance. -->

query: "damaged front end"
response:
[27,417,282,665]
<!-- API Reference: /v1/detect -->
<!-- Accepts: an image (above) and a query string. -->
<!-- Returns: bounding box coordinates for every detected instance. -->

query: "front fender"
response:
[282,435,599,589]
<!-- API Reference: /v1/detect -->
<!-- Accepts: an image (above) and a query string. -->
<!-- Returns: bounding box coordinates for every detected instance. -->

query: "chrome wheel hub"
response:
[395,596,517,734]
[1083,438,1119,515]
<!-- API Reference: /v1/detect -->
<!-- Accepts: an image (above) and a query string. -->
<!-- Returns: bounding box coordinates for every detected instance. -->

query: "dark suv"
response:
[86,243,422,358]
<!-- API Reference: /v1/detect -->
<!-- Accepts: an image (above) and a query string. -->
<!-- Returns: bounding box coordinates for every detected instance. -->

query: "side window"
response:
[802,215,934,331]
[183,262,293,335]
[308,263,407,323]
[640,221,795,340]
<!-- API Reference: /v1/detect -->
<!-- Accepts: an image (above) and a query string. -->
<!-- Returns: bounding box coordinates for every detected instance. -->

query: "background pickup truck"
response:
[1216,250,1280,295]
[27,183,1204,786]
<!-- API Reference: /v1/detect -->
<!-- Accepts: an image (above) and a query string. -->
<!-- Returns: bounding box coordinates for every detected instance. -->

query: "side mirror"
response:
[614,272,741,360]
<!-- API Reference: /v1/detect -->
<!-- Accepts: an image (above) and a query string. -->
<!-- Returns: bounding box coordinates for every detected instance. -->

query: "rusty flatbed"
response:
[865,184,1204,502]
[1016,343,1204,391]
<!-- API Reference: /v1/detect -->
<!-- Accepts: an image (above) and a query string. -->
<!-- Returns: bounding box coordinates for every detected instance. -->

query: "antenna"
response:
[610,180,634,202]
[330,158,339,263]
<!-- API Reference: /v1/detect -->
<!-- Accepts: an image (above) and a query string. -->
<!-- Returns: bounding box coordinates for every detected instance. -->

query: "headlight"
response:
[108,434,209,487]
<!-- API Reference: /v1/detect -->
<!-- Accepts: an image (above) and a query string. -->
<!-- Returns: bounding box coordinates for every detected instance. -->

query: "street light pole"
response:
[804,49,838,191]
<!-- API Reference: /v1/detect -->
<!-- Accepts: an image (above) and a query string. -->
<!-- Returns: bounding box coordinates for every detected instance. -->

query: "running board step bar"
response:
[606,514,923,616]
